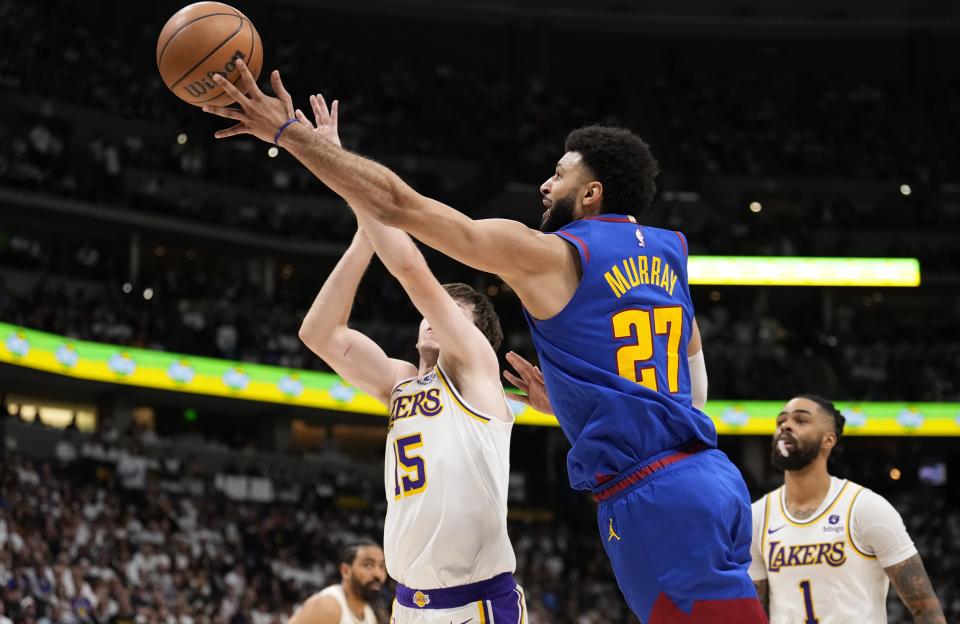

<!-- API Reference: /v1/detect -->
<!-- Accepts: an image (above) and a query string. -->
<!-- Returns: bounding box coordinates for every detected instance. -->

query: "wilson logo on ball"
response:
[183,50,246,98]
[157,2,263,107]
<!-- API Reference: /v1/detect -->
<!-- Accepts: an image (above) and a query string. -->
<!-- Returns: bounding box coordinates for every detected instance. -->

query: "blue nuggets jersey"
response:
[524,215,718,491]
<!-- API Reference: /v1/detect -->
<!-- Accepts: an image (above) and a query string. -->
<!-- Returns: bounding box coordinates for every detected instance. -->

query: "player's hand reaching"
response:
[294,94,341,148]
[503,351,554,415]
[201,59,297,145]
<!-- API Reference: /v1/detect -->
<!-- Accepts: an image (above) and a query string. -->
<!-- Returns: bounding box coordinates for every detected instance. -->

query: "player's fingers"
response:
[270,69,291,99]
[506,351,536,376]
[331,99,339,128]
[294,109,313,129]
[271,70,294,114]
[232,58,261,100]
[214,122,248,139]
[202,104,244,120]
[502,370,528,390]
[212,72,248,104]
[508,392,532,407]
[533,365,544,381]
[316,94,333,126]
[309,94,324,127]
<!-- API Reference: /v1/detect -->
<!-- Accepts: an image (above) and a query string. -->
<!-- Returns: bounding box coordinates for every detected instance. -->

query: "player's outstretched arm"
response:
[202,63,574,319]
[884,554,946,624]
[297,92,505,416]
[298,229,417,406]
[288,594,341,624]
[361,209,512,420]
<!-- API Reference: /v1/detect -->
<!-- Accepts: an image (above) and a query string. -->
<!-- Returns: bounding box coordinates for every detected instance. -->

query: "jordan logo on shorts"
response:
[608,518,621,541]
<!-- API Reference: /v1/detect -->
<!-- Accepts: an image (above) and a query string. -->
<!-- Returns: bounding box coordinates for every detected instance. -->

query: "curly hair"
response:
[564,125,661,217]
[442,283,503,351]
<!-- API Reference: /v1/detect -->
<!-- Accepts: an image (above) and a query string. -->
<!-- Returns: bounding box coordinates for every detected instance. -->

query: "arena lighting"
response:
[3,323,958,436]
[749,201,762,213]
[900,184,912,196]
[267,146,279,158]
[688,256,920,287]
[176,133,188,145]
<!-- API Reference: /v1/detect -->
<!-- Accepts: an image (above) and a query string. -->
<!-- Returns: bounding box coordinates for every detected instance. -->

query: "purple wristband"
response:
[274,118,299,146]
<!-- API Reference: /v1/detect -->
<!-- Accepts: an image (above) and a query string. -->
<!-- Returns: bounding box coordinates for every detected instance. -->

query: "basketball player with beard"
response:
[205,60,762,623]
[291,541,386,624]
[750,395,945,623]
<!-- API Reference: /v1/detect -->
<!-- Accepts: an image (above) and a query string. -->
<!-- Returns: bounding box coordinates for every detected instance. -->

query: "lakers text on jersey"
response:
[383,364,516,590]
[751,477,917,624]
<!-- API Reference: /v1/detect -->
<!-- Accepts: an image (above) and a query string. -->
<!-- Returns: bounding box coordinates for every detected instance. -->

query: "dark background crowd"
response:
[1,0,958,401]
[2,416,958,624]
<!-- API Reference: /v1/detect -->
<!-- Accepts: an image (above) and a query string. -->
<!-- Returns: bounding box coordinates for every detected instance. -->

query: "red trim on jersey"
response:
[555,231,590,264]
[674,231,688,257]
[585,216,636,223]
[593,442,707,502]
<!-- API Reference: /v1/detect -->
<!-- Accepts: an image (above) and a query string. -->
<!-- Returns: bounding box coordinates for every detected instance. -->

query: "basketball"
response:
[156,2,263,107]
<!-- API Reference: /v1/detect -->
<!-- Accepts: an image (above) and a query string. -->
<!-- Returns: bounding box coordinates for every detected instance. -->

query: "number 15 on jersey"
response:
[393,433,427,499]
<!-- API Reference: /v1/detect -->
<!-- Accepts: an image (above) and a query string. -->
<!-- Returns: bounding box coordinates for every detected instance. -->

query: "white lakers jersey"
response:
[750,477,917,624]
[314,584,377,624]
[383,363,516,588]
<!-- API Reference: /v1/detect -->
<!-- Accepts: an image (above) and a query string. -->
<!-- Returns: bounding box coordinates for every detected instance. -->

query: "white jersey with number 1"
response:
[749,477,917,624]
[383,364,516,589]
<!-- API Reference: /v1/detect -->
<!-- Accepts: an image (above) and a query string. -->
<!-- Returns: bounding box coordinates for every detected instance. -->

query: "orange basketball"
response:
[156,2,263,107]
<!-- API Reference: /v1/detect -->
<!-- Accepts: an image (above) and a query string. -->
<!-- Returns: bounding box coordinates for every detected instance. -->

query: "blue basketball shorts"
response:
[594,445,767,623]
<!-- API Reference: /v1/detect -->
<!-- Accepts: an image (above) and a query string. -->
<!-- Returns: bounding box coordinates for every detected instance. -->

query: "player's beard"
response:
[350,576,382,603]
[540,194,577,232]
[770,433,821,471]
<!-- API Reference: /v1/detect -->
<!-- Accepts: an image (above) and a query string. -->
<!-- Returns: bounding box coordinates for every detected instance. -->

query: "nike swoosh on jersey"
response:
[768,525,786,534]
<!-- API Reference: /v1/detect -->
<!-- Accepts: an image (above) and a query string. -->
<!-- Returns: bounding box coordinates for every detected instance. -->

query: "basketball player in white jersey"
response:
[297,96,527,623]
[291,541,385,624]
[750,395,945,624]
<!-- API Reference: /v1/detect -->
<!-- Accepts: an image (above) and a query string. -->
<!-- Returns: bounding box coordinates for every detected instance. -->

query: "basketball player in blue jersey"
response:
[204,61,765,623]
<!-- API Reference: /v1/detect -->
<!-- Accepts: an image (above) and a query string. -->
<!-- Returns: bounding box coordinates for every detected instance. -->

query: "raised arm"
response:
[298,230,417,406]
[203,64,576,319]
[884,555,946,624]
[298,94,507,420]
